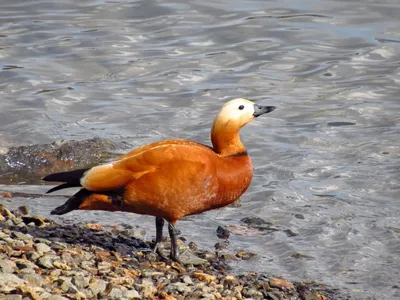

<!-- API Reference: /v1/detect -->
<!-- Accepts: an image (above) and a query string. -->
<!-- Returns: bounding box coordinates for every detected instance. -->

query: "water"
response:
[1,0,399,298]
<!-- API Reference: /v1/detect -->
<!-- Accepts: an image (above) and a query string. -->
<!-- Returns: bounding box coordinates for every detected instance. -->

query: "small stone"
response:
[236,249,256,260]
[173,282,191,294]
[269,277,295,290]
[0,205,14,218]
[222,275,239,289]
[59,277,77,293]
[26,251,41,261]
[193,271,216,283]
[0,273,25,287]
[243,288,263,299]
[47,295,69,300]
[216,226,230,239]
[123,289,141,299]
[214,240,229,250]
[35,242,52,253]
[182,275,193,284]
[22,273,48,287]
[140,278,157,298]
[284,229,298,237]
[11,231,33,241]
[54,261,71,271]
[3,295,23,300]
[97,261,112,275]
[72,273,91,289]
[49,269,62,281]
[88,279,108,296]
[179,249,207,265]
[21,216,49,227]
[37,255,54,269]
[106,287,124,299]
[18,205,30,215]
[0,259,17,273]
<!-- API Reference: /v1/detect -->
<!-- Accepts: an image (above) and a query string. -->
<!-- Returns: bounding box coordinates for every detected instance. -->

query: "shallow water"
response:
[1,0,400,298]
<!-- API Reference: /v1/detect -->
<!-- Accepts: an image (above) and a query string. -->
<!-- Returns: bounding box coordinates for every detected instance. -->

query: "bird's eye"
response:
[238,105,244,110]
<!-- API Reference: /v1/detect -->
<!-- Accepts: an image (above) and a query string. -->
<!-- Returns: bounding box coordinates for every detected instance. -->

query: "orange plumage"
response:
[43,98,275,261]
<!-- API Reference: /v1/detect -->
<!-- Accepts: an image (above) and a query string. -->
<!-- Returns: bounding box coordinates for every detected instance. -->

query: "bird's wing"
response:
[80,140,215,192]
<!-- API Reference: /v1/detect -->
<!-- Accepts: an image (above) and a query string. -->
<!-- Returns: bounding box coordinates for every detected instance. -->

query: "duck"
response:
[43,98,276,262]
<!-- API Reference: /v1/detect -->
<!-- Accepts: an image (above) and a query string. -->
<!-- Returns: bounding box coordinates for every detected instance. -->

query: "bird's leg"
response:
[168,222,181,263]
[153,217,167,259]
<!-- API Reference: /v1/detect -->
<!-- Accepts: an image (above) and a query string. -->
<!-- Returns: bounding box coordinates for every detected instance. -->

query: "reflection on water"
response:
[1,0,399,298]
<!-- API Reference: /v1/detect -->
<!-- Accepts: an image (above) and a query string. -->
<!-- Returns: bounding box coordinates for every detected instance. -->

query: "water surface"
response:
[1,0,399,299]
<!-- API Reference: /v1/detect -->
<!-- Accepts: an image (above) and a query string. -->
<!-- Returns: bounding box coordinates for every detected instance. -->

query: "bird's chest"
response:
[216,155,253,205]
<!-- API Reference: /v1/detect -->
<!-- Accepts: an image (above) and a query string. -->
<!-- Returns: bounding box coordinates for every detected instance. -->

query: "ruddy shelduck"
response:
[43,98,276,261]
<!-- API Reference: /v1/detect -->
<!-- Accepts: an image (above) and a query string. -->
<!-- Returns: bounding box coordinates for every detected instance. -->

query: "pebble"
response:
[0,204,343,300]
[88,279,108,295]
[123,289,141,299]
[0,259,17,273]
[35,242,53,253]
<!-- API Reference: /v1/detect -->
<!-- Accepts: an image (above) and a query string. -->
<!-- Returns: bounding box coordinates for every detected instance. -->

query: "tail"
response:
[42,168,89,193]
[50,189,92,215]
[44,168,123,215]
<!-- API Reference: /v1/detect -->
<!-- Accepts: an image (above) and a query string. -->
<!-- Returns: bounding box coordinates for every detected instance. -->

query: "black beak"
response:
[253,104,276,117]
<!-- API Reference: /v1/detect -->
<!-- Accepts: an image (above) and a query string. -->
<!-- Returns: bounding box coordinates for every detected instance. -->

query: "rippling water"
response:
[1,0,399,299]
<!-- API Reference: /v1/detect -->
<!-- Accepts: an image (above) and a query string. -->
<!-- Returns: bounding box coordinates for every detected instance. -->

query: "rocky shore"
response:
[0,203,349,300]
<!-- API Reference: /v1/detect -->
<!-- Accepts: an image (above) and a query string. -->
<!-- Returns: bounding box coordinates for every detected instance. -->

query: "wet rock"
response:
[216,225,230,239]
[226,224,260,236]
[295,213,305,219]
[179,249,207,265]
[22,216,50,227]
[214,240,229,250]
[243,287,264,299]
[240,216,280,232]
[0,138,118,183]
[17,205,30,215]
[193,271,216,283]
[284,229,298,237]
[270,277,295,290]
[236,249,257,260]
[222,275,239,289]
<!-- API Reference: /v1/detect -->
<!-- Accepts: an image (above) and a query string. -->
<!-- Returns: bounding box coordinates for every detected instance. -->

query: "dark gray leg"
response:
[154,217,166,259]
[168,222,180,262]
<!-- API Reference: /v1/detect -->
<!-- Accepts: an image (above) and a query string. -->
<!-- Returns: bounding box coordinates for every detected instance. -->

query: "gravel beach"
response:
[0,203,349,300]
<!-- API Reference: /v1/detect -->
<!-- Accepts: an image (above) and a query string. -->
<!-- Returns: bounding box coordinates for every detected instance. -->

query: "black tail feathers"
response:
[51,189,92,215]
[43,168,89,194]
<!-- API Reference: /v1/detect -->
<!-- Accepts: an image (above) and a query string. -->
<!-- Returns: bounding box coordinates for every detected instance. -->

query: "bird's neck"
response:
[211,121,246,156]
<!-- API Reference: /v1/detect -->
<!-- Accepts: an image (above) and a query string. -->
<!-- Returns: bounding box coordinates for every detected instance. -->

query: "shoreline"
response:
[0,203,349,300]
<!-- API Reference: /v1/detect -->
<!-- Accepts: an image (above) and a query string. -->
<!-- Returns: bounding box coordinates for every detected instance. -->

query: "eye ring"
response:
[238,105,244,110]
